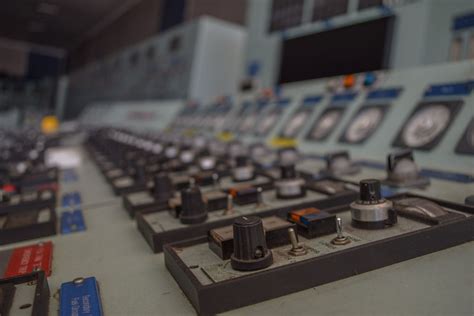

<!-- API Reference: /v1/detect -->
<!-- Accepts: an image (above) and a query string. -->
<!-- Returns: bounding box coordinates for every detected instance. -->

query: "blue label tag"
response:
[302,95,323,106]
[331,92,357,104]
[60,277,103,316]
[420,169,474,183]
[62,192,82,208]
[453,13,474,31]
[357,160,474,183]
[424,82,473,97]
[381,185,398,198]
[61,210,87,234]
[276,98,291,108]
[62,169,78,183]
[367,88,402,100]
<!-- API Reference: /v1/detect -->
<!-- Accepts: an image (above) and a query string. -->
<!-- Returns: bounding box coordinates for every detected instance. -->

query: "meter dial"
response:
[281,111,309,138]
[308,109,344,141]
[402,105,451,148]
[239,113,258,133]
[342,107,385,143]
[393,101,462,150]
[455,118,474,155]
[256,112,280,136]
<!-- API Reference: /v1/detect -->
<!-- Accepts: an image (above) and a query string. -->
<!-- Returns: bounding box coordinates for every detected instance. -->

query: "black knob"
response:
[326,151,350,169]
[280,164,296,179]
[134,162,147,182]
[0,189,9,203]
[359,179,382,203]
[387,149,414,172]
[231,216,273,271]
[465,195,474,206]
[235,155,249,167]
[153,172,174,202]
[180,186,207,224]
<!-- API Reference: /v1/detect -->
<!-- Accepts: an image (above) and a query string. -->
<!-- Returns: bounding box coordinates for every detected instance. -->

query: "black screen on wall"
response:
[278,16,394,84]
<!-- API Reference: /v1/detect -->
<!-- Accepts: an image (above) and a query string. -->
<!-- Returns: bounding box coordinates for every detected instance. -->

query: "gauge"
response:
[239,113,258,133]
[392,101,463,150]
[281,111,309,138]
[256,111,280,136]
[214,115,227,130]
[341,106,385,143]
[402,105,450,148]
[307,108,344,141]
[455,118,474,155]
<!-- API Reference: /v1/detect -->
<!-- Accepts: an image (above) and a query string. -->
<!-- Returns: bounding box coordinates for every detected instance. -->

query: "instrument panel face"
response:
[239,102,273,135]
[455,118,474,155]
[280,106,314,138]
[255,108,282,136]
[306,107,346,141]
[230,102,254,132]
[239,108,260,134]
[392,100,463,150]
[339,104,389,144]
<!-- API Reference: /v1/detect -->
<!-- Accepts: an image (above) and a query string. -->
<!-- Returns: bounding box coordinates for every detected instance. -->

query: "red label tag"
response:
[2,184,16,193]
[3,242,53,277]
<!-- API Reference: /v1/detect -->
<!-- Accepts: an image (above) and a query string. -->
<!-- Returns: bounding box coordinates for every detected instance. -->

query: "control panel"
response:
[0,59,472,315]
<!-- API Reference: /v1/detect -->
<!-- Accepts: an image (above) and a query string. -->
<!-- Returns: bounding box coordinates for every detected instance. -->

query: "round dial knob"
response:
[180,186,207,224]
[280,164,296,179]
[359,179,382,203]
[231,216,273,271]
[153,173,174,202]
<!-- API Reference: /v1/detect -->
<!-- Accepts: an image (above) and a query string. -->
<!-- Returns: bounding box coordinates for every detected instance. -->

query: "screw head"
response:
[73,277,85,285]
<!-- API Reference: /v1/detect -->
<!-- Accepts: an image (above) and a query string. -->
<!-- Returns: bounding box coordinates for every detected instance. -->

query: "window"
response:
[312,0,349,22]
[269,0,304,32]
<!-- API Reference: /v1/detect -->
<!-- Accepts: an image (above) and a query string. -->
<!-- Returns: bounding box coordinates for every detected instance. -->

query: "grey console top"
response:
[0,146,472,315]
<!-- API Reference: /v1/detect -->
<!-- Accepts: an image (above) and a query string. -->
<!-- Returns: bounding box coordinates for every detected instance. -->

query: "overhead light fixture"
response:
[37,2,59,15]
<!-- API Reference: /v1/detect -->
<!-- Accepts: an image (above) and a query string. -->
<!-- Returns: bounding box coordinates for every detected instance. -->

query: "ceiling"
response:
[0,0,138,50]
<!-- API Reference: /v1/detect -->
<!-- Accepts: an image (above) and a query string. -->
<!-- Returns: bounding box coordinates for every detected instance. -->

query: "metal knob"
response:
[287,227,307,256]
[331,217,350,245]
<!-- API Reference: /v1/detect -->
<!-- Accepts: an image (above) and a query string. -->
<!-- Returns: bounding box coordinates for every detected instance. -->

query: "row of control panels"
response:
[170,60,473,175]
[80,124,473,314]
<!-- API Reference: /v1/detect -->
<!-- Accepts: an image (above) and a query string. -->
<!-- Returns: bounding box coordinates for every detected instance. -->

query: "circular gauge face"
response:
[214,115,226,130]
[258,112,279,135]
[310,110,342,140]
[282,111,308,137]
[402,104,451,148]
[240,114,258,132]
[344,107,384,143]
